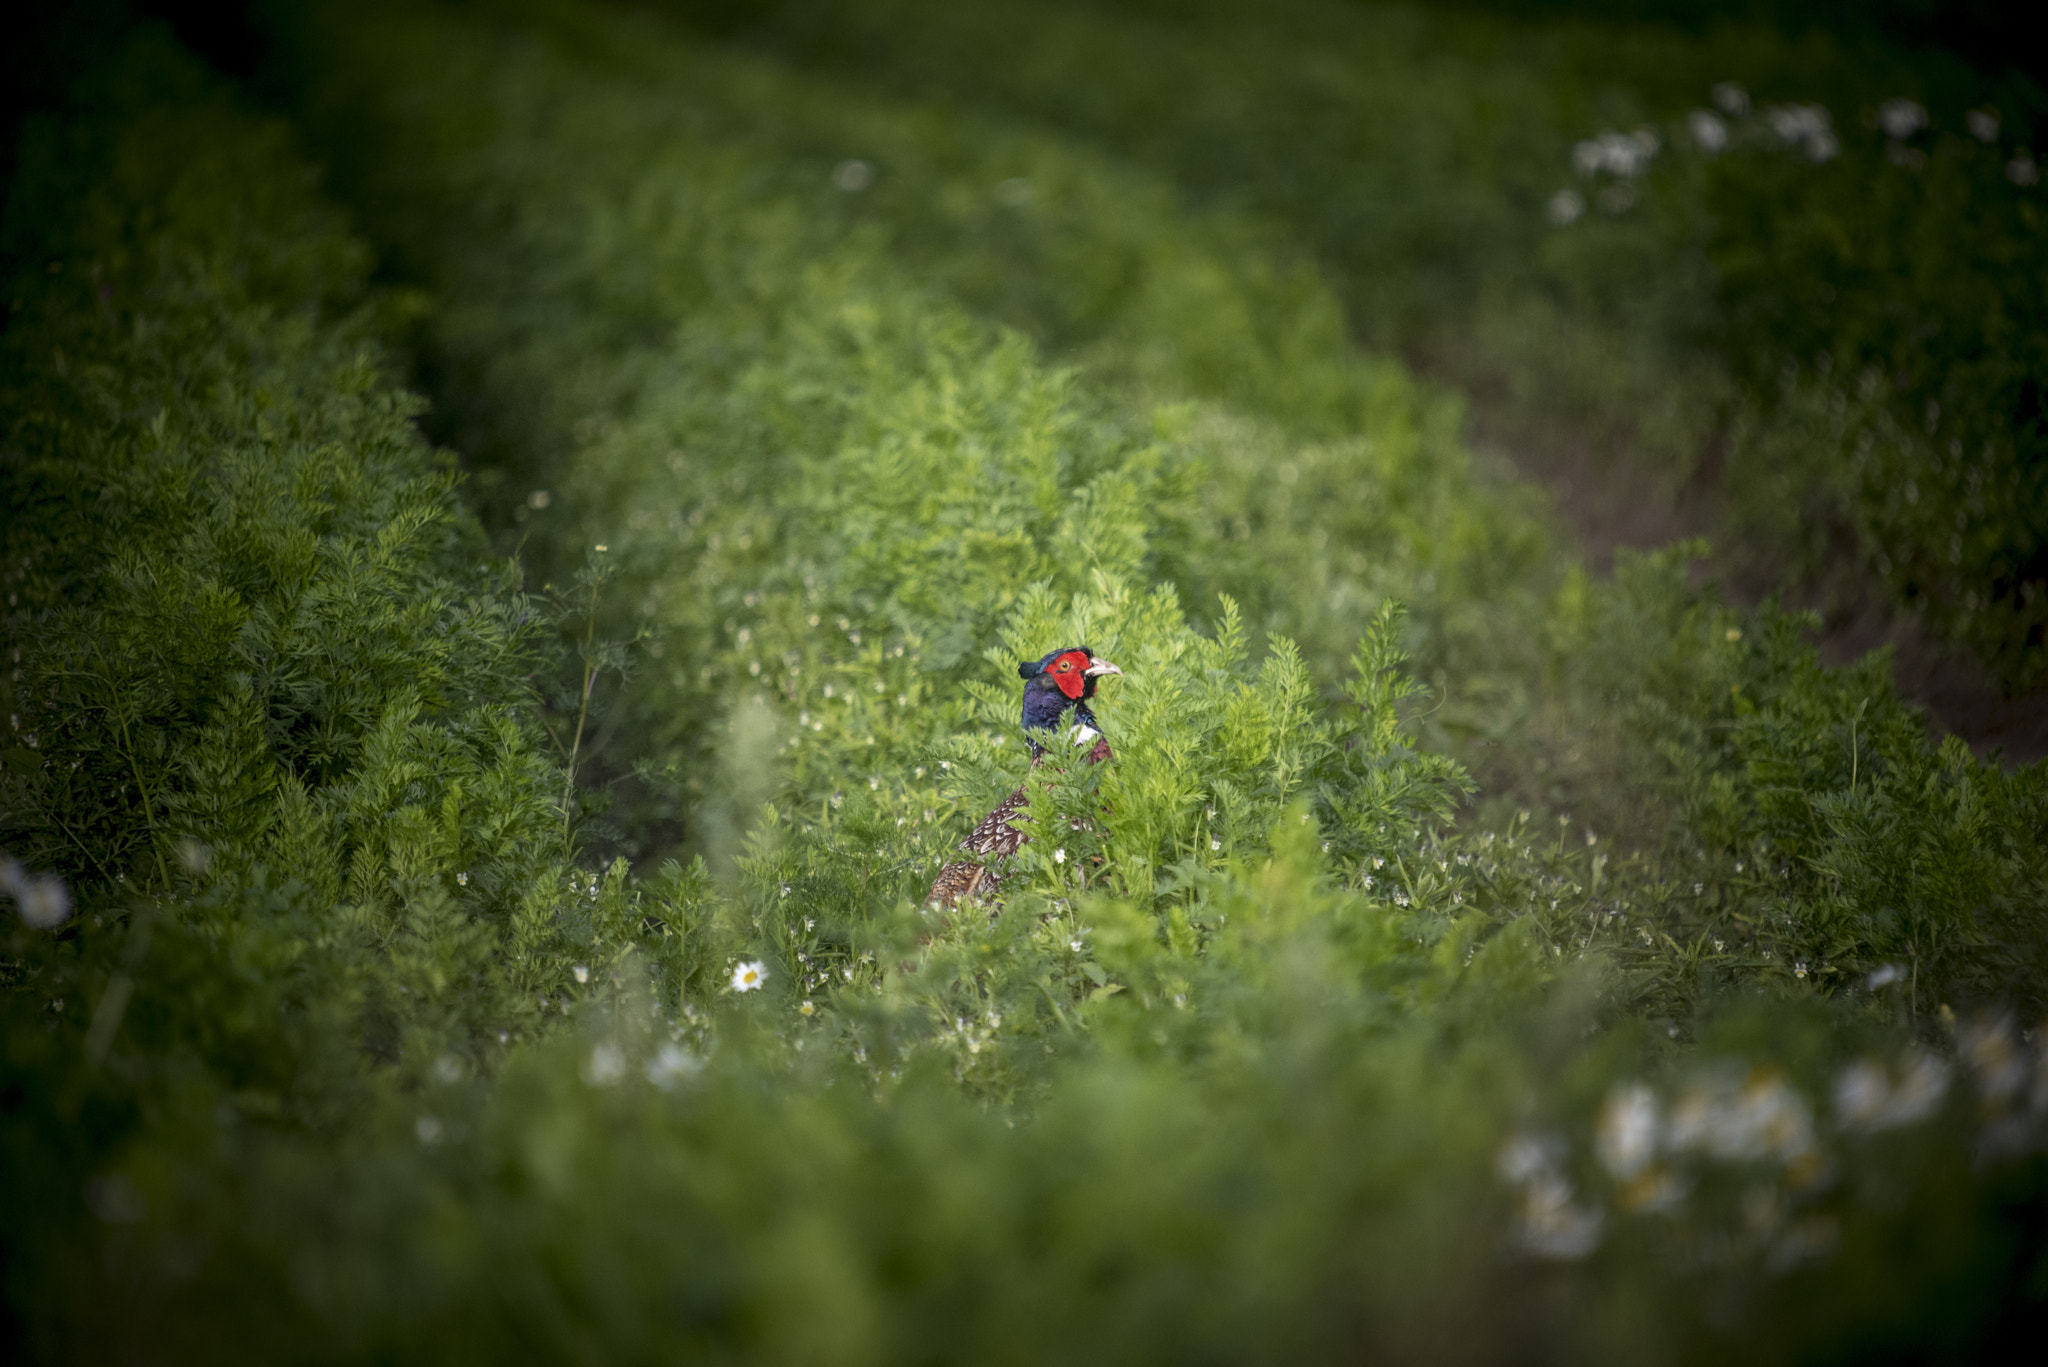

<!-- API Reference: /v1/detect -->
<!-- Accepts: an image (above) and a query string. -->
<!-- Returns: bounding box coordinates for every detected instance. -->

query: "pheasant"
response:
[926,646,1121,907]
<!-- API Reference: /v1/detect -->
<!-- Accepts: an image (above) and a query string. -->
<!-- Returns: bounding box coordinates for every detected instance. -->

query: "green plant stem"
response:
[112,706,171,890]
[561,581,599,836]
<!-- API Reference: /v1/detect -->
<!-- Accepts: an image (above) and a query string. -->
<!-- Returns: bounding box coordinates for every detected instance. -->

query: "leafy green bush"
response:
[7,10,2048,1364]
[0,34,649,1348]
[721,0,2048,683]
[1522,547,2048,1021]
[1687,105,2048,681]
[271,0,1556,855]
[262,0,2048,1091]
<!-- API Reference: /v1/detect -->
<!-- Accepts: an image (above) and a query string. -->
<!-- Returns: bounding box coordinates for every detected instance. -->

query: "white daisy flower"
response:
[731,960,766,993]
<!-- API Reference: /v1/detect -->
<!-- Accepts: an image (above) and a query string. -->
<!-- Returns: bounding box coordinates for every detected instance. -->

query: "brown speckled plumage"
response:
[962,786,1031,858]
[926,860,999,908]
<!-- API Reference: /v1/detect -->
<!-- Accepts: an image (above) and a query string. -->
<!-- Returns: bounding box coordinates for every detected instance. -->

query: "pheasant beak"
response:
[1084,658,1123,678]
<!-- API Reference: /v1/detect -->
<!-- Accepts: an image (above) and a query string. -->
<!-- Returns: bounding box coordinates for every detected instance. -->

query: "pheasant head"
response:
[1017,645,1121,754]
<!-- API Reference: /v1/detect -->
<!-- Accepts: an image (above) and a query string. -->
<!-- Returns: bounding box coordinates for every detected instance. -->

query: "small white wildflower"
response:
[582,1042,626,1087]
[731,960,766,993]
[572,964,589,985]
[1962,1018,2027,1102]
[1210,838,1221,852]
[1596,1084,1661,1180]
[833,158,874,191]
[416,1116,444,1146]
[1053,848,1067,864]
[456,871,469,886]
[645,1042,701,1090]
[1835,1050,1950,1131]
[1667,1068,1816,1165]
[1545,188,1584,226]
[1573,130,1657,178]
[2,860,70,929]
[1877,97,1927,140]
[798,1000,816,1017]
[1765,103,1838,160]
[1968,108,2000,142]
[1794,961,1808,980]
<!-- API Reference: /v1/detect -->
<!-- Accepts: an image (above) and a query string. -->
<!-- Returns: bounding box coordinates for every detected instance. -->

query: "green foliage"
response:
[727,0,2048,681]
[274,0,1551,761]
[1584,550,2048,1015]
[1696,127,2048,680]
[0,38,552,917]
[0,38,648,1349]
[6,8,2048,1364]
[1421,545,2048,1032]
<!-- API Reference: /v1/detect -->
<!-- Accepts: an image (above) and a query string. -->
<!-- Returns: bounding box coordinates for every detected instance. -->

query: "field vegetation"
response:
[729,0,2048,691]
[4,2,2046,1361]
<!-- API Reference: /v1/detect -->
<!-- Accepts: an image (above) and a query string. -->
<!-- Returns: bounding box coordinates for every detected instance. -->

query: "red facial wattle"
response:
[1050,649,1091,699]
